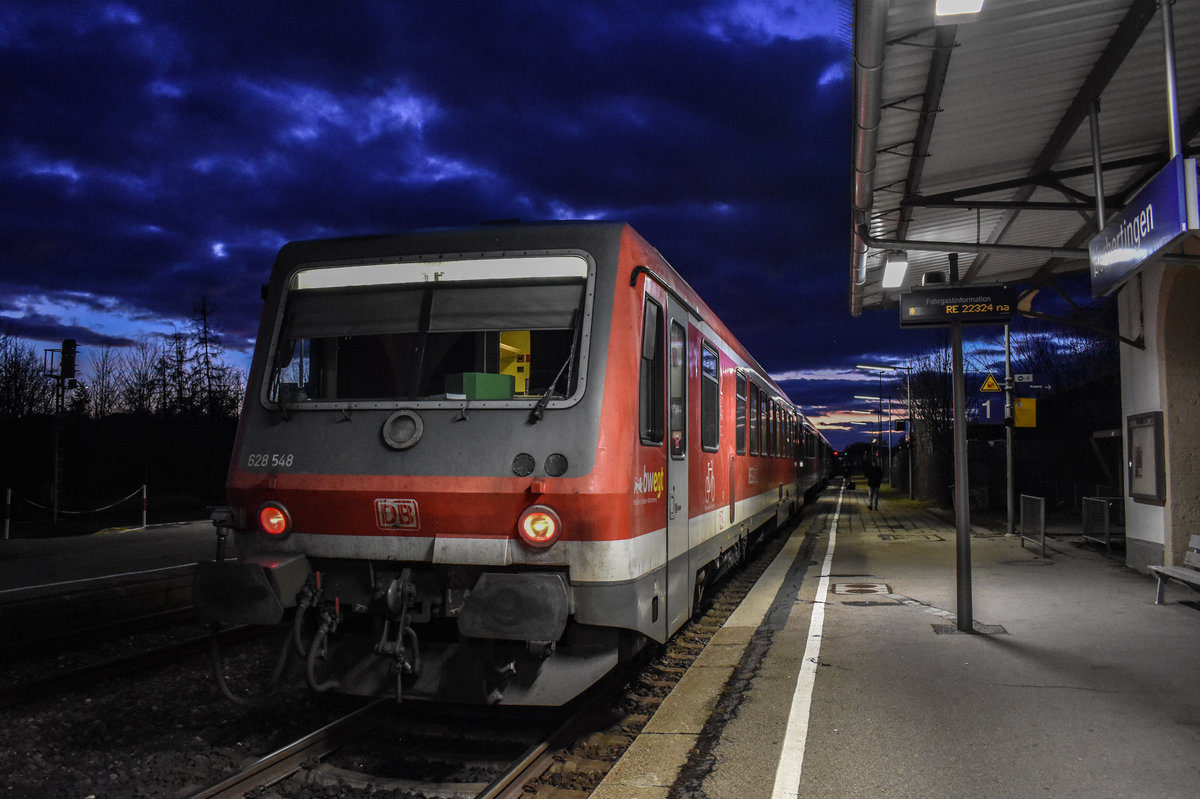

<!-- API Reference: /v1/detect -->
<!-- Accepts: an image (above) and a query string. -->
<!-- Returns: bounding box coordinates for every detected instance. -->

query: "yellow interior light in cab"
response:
[500,330,532,395]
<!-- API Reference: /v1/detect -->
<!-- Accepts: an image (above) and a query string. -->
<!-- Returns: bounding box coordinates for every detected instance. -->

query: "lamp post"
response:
[857,363,914,499]
[854,394,892,486]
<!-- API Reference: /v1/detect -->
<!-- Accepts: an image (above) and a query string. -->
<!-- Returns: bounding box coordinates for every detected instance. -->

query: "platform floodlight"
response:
[935,0,984,22]
[881,251,908,288]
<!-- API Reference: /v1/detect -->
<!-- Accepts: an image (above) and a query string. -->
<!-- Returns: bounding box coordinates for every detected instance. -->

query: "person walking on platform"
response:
[865,459,883,511]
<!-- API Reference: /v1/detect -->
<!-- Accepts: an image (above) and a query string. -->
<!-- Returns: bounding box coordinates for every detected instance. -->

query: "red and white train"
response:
[195,221,832,704]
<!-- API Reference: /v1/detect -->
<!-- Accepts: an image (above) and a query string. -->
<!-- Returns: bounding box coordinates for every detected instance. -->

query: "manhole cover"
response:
[833,582,891,595]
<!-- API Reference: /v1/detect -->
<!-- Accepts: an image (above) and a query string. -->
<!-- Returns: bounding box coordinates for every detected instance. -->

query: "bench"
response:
[1149,534,1200,604]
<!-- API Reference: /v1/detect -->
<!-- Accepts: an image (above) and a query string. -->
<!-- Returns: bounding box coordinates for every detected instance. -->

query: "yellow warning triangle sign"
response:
[980,374,1002,392]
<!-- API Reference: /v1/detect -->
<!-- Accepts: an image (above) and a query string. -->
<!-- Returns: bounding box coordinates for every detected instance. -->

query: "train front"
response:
[194,226,627,705]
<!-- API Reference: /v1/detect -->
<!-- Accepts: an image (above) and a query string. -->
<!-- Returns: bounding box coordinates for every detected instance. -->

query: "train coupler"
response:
[374,569,422,701]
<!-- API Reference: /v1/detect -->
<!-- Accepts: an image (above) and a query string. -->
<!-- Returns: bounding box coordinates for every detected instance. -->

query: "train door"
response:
[665,298,690,633]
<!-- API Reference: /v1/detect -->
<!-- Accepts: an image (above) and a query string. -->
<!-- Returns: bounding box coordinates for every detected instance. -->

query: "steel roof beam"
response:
[1029,104,1200,283]
[909,151,1184,205]
[896,24,957,241]
[962,0,1159,282]
[905,199,1119,212]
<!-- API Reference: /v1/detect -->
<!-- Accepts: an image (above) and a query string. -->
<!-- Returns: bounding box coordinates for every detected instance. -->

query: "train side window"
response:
[770,402,778,457]
[768,401,775,457]
[639,299,664,444]
[786,413,793,458]
[669,321,686,459]
[749,382,759,455]
[763,400,770,457]
[762,398,769,457]
[735,372,747,455]
[762,395,770,456]
[700,341,719,451]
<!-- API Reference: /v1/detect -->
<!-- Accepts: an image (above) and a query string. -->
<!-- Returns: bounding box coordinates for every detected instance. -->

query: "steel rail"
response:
[185,697,389,799]
[0,624,259,709]
[475,688,613,799]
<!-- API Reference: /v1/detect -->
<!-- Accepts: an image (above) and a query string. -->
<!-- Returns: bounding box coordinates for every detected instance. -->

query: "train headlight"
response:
[517,504,562,549]
[258,502,292,537]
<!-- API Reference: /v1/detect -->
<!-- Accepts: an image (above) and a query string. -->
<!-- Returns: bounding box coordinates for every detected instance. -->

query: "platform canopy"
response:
[850,0,1200,316]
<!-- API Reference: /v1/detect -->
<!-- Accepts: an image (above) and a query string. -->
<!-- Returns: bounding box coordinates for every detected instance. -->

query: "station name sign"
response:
[899,284,1014,328]
[1089,155,1199,297]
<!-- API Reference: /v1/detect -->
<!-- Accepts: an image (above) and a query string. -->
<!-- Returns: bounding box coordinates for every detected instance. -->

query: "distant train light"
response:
[517,504,561,548]
[259,502,292,536]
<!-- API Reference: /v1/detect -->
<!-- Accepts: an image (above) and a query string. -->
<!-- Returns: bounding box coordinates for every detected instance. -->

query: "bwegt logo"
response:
[634,466,665,498]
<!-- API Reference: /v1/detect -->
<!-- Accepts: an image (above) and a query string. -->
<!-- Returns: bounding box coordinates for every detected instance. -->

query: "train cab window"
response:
[748,382,759,455]
[700,342,719,451]
[639,299,664,444]
[669,321,686,459]
[268,256,589,406]
[735,372,747,455]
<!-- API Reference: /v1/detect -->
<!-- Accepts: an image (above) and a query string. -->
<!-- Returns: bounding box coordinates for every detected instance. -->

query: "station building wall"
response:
[1118,256,1200,573]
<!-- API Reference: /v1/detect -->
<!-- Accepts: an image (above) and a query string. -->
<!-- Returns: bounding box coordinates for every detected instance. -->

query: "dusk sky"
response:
[0,0,961,449]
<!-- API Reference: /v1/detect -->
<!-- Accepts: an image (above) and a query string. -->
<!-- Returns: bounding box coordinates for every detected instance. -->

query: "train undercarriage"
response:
[194,495,807,705]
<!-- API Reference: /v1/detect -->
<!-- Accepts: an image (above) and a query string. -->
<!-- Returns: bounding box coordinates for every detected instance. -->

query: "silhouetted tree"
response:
[87,345,121,418]
[899,346,955,505]
[0,331,54,418]
[119,337,162,415]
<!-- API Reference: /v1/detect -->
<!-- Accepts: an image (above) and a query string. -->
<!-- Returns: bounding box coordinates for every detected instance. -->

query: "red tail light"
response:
[259,502,291,537]
[517,504,561,548]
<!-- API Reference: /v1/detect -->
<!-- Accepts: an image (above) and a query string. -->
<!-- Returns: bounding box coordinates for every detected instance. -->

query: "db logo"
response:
[375,498,420,530]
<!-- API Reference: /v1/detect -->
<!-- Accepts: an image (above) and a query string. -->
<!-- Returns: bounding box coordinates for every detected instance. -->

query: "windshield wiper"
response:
[528,343,575,424]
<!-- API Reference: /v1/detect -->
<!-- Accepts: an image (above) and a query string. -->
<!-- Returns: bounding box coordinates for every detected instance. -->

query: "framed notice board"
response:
[1127,411,1165,504]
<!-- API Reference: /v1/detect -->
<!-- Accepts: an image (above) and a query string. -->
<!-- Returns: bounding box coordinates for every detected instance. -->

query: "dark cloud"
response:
[1,0,883,439]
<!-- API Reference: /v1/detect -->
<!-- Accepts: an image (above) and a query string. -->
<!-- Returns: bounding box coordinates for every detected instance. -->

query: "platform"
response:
[0,521,219,648]
[593,481,1200,798]
[0,520,217,595]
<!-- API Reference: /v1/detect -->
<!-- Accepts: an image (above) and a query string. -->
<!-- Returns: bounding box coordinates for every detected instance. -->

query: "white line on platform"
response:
[771,484,842,799]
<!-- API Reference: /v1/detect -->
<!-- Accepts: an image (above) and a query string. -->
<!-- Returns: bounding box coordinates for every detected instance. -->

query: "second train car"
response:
[195,221,832,704]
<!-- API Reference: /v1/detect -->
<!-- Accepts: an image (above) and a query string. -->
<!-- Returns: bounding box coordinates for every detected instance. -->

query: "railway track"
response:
[184,697,391,798]
[0,509,817,798]
[0,623,262,709]
[179,513,812,799]
[183,694,598,798]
